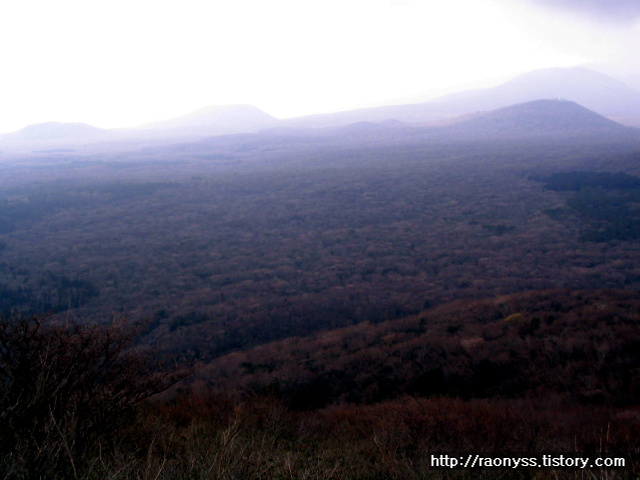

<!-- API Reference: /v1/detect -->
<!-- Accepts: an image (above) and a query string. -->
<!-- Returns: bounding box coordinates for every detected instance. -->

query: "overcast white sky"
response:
[0,0,639,133]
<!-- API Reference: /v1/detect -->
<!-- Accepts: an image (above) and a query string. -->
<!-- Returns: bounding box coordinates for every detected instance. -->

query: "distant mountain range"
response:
[1,67,639,150]
[143,99,638,161]
[0,105,278,150]
[427,67,640,118]
[296,99,633,143]
[283,67,640,129]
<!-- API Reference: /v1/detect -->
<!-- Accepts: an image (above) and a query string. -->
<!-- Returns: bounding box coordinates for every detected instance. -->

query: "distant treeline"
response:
[538,171,640,241]
[541,171,640,191]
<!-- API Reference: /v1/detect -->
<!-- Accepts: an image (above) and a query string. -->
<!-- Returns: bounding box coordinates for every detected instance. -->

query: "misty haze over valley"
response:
[3,0,640,477]
[2,66,640,150]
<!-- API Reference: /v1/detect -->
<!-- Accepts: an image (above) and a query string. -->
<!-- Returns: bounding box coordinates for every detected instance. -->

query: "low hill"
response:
[0,122,109,144]
[137,104,278,137]
[281,101,448,129]
[432,99,631,140]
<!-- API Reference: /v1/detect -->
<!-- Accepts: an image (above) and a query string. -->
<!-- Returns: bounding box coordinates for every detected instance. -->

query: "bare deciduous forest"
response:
[2,122,640,478]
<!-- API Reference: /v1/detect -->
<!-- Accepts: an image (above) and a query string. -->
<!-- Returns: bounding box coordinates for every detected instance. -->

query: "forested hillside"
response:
[4,291,640,479]
[200,288,640,407]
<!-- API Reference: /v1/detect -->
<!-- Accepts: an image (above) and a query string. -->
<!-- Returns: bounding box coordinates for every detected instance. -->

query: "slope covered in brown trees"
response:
[197,288,640,407]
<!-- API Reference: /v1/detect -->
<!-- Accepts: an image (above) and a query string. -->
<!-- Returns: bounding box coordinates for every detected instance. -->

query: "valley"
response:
[3,69,640,478]
[2,127,640,361]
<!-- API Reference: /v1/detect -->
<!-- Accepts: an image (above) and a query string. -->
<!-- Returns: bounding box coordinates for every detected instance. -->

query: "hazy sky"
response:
[0,0,638,133]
